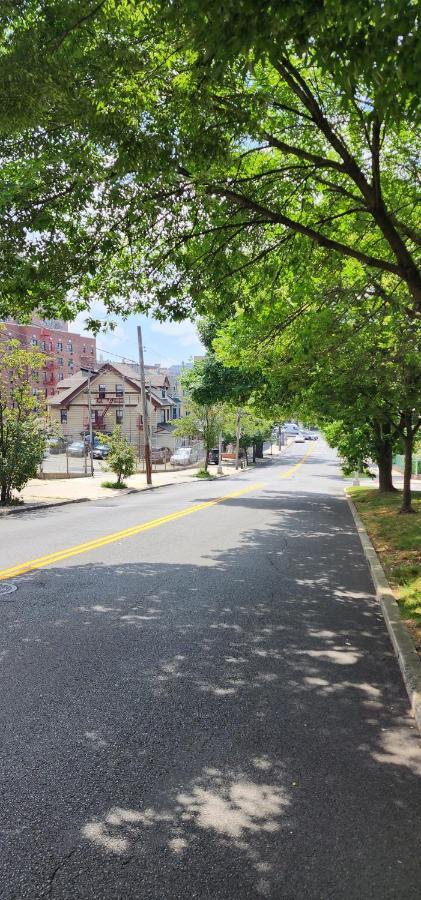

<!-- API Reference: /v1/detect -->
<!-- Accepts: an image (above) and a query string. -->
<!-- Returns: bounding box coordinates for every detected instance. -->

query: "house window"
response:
[115,383,123,397]
[98,384,106,399]
[160,411,165,423]
[172,408,177,419]
[116,408,123,424]
[57,341,63,351]
[57,357,64,366]
[161,389,166,398]
[60,410,67,424]
[166,409,170,421]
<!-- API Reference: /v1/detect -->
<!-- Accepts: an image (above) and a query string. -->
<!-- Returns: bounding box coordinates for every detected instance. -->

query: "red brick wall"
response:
[1,321,97,396]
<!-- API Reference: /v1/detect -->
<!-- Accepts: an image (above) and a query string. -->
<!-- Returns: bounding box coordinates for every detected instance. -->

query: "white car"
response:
[295,432,305,443]
[170,447,198,466]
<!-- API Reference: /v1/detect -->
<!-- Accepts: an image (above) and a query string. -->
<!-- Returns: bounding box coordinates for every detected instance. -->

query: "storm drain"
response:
[0,582,17,597]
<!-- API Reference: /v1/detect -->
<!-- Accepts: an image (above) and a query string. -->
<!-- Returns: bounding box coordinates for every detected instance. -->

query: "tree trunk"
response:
[376,442,395,492]
[400,415,414,514]
[373,422,396,492]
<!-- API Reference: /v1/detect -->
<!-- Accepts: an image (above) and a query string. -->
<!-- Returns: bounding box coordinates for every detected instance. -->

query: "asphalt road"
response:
[1,441,420,900]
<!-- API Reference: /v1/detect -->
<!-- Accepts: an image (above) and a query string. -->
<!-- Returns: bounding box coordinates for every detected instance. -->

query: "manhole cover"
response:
[0,582,17,596]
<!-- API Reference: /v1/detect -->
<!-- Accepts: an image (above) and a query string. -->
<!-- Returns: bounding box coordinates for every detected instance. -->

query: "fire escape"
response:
[40,329,57,395]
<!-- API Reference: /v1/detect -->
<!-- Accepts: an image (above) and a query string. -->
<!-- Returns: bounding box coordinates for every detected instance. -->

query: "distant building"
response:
[48,361,182,452]
[1,318,96,397]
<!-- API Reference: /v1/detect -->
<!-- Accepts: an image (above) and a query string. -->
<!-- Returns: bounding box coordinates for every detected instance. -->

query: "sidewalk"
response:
[10,463,245,509]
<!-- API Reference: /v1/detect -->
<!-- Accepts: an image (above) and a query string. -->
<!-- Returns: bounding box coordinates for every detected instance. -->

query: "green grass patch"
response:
[194,469,217,480]
[101,480,128,489]
[348,488,421,628]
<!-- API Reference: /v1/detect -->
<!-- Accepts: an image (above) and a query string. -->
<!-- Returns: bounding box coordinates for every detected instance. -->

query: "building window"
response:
[166,409,170,421]
[40,340,46,351]
[67,341,73,353]
[31,337,37,346]
[160,411,165,423]
[68,360,73,367]
[58,372,64,381]
[115,383,123,397]
[172,408,177,419]
[116,408,123,424]
[57,357,64,366]
[98,384,106,399]
[161,389,166,398]
[82,345,86,354]
[60,409,68,424]
[57,341,63,351]
[90,347,94,355]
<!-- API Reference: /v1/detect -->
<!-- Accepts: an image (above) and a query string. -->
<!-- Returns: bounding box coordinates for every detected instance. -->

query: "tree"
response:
[0,335,46,503]
[101,427,136,487]
[213,291,421,511]
[223,407,273,463]
[0,1,418,324]
[173,401,222,472]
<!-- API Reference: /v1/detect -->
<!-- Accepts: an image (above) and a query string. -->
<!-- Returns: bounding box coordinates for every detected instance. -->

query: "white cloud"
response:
[150,319,201,349]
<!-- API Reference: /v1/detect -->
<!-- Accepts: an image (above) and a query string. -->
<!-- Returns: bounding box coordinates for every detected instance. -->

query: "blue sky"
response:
[73,301,204,368]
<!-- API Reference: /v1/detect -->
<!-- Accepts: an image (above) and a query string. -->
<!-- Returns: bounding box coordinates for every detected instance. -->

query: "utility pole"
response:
[137,325,152,485]
[235,408,241,470]
[87,368,94,477]
[217,432,223,475]
[81,366,98,477]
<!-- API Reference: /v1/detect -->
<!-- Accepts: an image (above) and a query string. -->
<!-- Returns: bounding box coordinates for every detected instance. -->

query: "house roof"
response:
[48,361,173,408]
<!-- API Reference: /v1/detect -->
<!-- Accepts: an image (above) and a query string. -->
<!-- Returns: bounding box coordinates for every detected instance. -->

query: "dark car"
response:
[92,443,110,460]
[207,448,220,465]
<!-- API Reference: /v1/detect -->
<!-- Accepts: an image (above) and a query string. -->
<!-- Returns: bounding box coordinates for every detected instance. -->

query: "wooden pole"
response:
[137,325,152,485]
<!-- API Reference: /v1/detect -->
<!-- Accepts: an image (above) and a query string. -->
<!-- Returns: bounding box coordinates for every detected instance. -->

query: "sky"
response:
[72,300,204,369]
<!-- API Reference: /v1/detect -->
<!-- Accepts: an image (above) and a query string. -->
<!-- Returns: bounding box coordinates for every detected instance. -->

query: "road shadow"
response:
[1,490,421,899]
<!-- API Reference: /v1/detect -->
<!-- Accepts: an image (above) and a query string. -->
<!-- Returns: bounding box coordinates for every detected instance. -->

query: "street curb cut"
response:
[346,494,421,735]
[0,497,90,517]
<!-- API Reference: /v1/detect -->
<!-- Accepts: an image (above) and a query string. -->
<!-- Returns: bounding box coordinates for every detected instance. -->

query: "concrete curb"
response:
[0,497,90,517]
[346,494,421,735]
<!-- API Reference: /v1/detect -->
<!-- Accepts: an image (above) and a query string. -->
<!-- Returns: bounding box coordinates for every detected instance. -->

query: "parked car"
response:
[92,443,110,460]
[295,432,305,443]
[151,447,172,463]
[170,447,199,466]
[303,432,313,440]
[67,441,86,457]
[207,448,220,465]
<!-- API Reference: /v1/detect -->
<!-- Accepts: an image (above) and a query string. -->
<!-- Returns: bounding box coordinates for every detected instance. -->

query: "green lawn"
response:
[348,488,421,631]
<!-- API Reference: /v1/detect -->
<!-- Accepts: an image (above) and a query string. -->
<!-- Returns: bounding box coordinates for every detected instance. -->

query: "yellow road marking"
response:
[278,442,315,477]
[0,481,263,581]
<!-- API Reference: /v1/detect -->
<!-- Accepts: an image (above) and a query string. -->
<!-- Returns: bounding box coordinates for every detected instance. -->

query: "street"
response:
[1,441,420,899]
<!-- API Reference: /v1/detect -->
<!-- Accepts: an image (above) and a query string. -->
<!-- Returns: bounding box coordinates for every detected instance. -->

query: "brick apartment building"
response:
[2,317,97,397]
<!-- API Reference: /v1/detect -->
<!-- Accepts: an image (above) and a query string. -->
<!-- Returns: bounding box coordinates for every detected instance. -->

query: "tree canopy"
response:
[0,0,419,324]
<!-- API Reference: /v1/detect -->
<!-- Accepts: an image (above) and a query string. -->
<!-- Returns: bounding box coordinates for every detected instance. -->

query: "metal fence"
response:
[393,454,421,476]
[38,436,205,478]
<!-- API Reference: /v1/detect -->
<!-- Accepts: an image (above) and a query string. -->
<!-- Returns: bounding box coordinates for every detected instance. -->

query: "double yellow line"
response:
[0,446,316,582]
[278,442,315,477]
[0,481,263,581]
